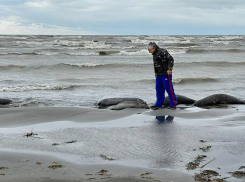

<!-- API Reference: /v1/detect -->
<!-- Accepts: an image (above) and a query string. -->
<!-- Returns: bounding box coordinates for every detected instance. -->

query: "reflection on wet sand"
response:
[154,115,174,124]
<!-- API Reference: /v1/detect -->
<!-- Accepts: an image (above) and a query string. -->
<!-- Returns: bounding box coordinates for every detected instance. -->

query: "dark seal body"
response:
[163,95,196,106]
[0,98,13,105]
[97,98,147,108]
[195,94,244,106]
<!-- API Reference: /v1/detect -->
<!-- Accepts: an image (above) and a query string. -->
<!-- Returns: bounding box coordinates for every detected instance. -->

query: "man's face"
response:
[148,47,155,54]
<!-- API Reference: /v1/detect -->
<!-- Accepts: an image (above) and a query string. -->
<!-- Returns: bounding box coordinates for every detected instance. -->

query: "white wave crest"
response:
[118,50,149,55]
[0,52,58,56]
[13,40,120,49]
[210,41,230,45]
[168,49,188,54]
[64,63,105,67]
[117,49,187,55]
[1,85,76,92]
[62,52,99,56]
[131,39,149,44]
[0,36,29,39]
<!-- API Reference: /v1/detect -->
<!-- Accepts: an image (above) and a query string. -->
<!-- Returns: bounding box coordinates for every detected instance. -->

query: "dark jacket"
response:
[152,46,174,76]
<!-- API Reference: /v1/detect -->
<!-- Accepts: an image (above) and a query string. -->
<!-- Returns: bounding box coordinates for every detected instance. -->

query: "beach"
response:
[0,105,245,182]
[0,35,245,181]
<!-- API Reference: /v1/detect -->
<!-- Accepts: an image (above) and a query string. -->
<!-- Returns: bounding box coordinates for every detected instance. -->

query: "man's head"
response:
[148,42,157,54]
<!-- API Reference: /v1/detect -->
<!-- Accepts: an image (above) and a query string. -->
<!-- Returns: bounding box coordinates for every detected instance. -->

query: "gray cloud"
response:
[1,0,245,34]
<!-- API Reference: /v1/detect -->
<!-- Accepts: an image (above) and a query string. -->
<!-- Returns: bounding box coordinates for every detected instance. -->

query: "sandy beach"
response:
[0,105,245,182]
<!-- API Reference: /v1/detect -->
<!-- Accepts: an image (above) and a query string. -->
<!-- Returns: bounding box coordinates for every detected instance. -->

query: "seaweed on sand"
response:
[186,155,207,170]
[194,170,224,182]
[48,164,64,169]
[100,154,115,161]
[199,146,212,152]
[230,171,245,178]
[24,131,38,137]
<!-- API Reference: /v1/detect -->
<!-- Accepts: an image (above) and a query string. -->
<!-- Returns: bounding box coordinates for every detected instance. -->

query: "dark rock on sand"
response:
[108,101,149,110]
[0,98,13,105]
[97,51,120,55]
[163,95,196,106]
[195,94,244,107]
[97,98,147,109]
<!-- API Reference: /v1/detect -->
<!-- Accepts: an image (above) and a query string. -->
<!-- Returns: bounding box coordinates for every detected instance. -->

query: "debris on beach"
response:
[87,177,96,181]
[194,170,223,182]
[96,169,112,178]
[35,162,42,165]
[200,140,207,143]
[186,155,207,170]
[187,162,200,170]
[229,171,245,178]
[140,171,153,179]
[97,169,109,175]
[0,167,8,170]
[52,143,60,146]
[65,140,77,144]
[98,169,108,173]
[199,146,212,152]
[100,154,115,161]
[86,174,93,176]
[140,172,153,176]
[48,164,64,169]
[24,132,38,137]
[0,173,5,175]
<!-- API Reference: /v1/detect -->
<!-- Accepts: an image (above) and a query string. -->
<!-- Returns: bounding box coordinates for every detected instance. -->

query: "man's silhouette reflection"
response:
[155,115,174,124]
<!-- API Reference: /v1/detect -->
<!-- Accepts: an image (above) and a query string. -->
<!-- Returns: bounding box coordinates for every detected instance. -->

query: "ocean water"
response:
[0,35,245,107]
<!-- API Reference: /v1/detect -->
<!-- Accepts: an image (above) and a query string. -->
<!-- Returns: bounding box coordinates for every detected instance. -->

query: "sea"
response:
[0,35,245,107]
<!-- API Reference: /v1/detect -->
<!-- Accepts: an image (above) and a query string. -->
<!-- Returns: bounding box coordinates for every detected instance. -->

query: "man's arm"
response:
[163,49,174,75]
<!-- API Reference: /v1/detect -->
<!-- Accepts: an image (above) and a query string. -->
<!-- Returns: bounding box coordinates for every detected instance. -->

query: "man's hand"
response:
[167,70,172,75]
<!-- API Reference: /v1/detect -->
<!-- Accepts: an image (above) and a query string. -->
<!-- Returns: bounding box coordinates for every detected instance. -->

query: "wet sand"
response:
[0,150,193,182]
[1,105,245,181]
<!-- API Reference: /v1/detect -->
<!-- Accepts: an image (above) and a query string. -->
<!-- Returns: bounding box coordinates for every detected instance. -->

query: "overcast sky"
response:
[0,0,245,35]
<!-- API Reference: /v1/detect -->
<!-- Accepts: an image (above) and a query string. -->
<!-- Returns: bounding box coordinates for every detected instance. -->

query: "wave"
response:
[0,36,29,40]
[187,49,245,54]
[137,77,219,85]
[178,61,245,66]
[0,85,78,92]
[0,48,187,57]
[0,65,26,70]
[117,49,187,55]
[13,40,121,49]
[1,61,244,72]
[61,63,106,68]
[58,62,151,69]
[0,51,101,56]
[0,52,58,56]
[173,77,219,84]
[168,43,198,47]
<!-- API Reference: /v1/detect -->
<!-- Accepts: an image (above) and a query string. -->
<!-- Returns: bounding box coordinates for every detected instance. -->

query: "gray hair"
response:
[148,42,157,49]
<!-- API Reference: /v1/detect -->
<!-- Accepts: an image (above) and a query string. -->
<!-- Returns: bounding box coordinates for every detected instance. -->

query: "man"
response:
[148,42,177,110]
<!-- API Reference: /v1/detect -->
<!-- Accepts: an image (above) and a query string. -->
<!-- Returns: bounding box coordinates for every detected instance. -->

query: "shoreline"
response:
[1,106,245,182]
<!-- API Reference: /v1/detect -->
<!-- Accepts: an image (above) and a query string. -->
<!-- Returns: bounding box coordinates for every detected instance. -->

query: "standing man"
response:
[148,42,177,110]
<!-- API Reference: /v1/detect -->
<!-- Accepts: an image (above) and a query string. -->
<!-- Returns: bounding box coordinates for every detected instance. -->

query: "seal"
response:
[195,94,244,107]
[163,95,196,106]
[108,101,149,110]
[97,98,147,109]
[0,98,13,105]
